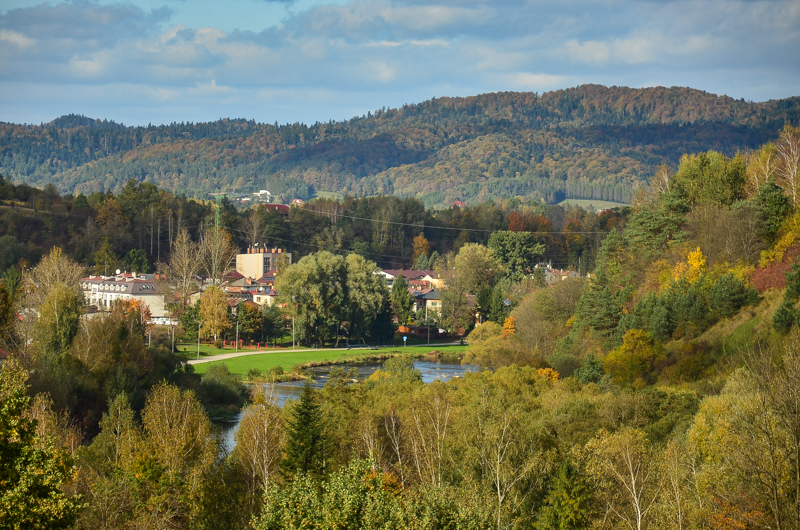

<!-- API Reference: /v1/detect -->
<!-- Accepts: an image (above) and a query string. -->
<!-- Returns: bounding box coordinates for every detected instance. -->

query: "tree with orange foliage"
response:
[501,316,516,338]
[507,212,528,232]
[412,234,431,265]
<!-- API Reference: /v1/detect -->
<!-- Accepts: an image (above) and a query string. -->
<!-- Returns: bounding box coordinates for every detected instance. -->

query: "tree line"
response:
[3,86,798,207]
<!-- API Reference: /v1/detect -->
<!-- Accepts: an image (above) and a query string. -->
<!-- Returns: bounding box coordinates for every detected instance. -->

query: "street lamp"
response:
[291,295,296,350]
[197,317,201,360]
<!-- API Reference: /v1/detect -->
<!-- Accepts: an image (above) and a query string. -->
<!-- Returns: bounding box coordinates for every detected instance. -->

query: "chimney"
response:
[277,248,281,253]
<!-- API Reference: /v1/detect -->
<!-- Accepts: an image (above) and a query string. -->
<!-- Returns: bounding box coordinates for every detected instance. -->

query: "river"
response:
[219,358,478,451]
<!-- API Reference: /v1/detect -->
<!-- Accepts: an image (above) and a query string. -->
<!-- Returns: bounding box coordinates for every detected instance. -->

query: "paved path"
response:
[186,342,463,365]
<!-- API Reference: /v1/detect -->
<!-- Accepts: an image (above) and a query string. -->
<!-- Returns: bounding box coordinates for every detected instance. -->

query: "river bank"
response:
[191,344,467,377]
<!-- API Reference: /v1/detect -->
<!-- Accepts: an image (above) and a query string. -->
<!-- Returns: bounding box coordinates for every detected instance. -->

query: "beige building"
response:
[80,273,165,318]
[235,247,291,279]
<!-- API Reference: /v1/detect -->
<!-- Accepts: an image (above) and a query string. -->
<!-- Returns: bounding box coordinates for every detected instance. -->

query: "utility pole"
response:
[291,295,297,349]
[236,319,239,353]
[197,318,201,359]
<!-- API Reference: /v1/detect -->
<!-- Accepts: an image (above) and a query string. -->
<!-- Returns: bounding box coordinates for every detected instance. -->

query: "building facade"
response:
[235,248,291,280]
[80,273,165,318]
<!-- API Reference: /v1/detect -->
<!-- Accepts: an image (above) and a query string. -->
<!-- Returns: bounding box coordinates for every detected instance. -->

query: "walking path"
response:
[186,342,462,365]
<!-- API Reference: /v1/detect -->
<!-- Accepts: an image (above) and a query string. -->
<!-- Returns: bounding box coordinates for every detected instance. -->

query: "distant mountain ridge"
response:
[1,85,798,207]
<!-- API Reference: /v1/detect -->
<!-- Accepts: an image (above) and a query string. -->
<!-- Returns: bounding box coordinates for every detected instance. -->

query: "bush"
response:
[213,339,223,349]
[198,363,247,414]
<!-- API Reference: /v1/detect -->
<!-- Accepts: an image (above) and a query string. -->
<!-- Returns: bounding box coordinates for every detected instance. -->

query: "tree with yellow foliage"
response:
[672,247,707,284]
[501,315,517,338]
[199,285,231,341]
[603,329,665,387]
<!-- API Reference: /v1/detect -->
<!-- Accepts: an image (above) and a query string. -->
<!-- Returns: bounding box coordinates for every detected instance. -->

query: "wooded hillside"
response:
[2,85,799,207]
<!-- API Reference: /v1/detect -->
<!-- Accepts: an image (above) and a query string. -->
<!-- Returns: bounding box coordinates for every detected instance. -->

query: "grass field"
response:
[557,199,629,210]
[174,343,278,358]
[191,344,467,376]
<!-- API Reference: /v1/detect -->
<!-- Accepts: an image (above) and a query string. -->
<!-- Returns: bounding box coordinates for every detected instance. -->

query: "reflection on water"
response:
[219,358,479,452]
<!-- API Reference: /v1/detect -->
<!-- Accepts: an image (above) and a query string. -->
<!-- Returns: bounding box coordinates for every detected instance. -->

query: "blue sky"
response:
[1,0,799,126]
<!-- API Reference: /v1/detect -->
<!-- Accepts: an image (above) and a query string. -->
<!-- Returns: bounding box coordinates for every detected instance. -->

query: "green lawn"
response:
[191,344,467,376]
[174,343,274,358]
[557,199,629,210]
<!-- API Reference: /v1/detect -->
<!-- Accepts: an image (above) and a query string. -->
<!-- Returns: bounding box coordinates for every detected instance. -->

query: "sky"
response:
[1,0,799,127]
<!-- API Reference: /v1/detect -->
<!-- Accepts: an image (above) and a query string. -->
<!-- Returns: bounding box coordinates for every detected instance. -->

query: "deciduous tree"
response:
[199,285,231,341]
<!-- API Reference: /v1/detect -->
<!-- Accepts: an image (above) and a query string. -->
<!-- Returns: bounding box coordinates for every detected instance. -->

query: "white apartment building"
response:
[80,272,165,318]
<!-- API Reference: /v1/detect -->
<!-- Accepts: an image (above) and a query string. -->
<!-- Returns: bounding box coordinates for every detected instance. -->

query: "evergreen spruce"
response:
[281,382,329,478]
[489,285,507,323]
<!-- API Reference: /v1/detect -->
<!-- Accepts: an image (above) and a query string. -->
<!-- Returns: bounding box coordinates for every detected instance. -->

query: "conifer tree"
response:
[775,260,800,332]
[281,382,329,478]
[755,180,791,242]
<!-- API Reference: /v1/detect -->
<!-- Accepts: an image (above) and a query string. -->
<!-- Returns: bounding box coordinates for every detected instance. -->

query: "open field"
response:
[174,343,280,359]
[557,199,629,210]
[191,344,467,376]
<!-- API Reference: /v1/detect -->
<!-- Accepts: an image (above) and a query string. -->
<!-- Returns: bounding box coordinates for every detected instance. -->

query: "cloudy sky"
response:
[1,0,799,126]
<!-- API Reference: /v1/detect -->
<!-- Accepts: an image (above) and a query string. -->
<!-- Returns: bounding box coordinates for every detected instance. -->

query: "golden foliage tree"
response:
[199,285,230,341]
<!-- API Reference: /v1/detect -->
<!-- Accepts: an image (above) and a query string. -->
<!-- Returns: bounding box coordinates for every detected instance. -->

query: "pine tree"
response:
[709,273,748,319]
[775,260,800,332]
[574,354,604,385]
[281,382,329,478]
[755,180,792,242]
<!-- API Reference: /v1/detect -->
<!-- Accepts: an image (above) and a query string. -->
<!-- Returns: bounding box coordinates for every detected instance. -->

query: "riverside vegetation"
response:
[3,126,800,529]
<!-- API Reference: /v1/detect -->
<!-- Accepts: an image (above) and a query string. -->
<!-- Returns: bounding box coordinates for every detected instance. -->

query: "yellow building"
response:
[235,247,291,279]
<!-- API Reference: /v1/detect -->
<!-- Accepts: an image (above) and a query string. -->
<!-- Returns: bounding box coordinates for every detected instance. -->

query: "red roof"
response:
[0,347,10,360]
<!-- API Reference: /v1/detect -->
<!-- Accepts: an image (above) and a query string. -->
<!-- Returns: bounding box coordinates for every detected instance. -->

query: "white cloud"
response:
[0,29,34,48]
[0,0,798,125]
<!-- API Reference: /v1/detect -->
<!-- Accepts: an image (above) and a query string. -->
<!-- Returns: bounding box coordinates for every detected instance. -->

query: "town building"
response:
[80,272,165,318]
[378,269,441,290]
[235,247,291,280]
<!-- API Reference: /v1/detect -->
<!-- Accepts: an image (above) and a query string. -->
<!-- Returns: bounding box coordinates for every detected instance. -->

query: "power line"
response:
[299,206,613,235]
[226,227,412,262]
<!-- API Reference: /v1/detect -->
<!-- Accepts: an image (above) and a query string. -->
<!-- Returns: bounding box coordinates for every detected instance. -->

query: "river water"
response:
[219,358,478,451]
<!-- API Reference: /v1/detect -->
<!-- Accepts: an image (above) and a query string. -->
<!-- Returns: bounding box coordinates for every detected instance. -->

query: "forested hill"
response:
[2,85,799,207]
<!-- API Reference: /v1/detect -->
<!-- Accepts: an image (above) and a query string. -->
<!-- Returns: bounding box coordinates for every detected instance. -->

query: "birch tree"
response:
[586,428,662,530]
[233,385,284,501]
[777,126,800,207]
